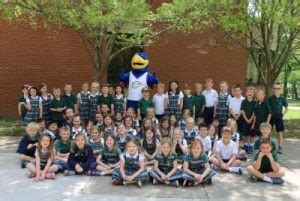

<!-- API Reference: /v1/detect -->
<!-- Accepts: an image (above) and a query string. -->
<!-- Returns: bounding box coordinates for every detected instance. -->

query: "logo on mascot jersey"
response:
[132,81,143,89]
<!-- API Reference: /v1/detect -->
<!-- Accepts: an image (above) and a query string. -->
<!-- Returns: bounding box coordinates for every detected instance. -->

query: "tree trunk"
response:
[283,68,289,97]
[292,82,299,100]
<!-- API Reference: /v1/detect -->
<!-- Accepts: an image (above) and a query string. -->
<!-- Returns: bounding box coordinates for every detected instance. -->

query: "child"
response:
[152,83,167,120]
[101,114,115,137]
[64,108,74,128]
[115,124,132,152]
[156,116,171,141]
[165,80,184,120]
[149,138,182,187]
[208,124,218,148]
[137,87,154,120]
[62,83,77,111]
[95,112,104,129]
[71,115,86,138]
[202,78,218,125]
[94,133,121,176]
[253,123,278,153]
[183,117,198,145]
[77,82,91,125]
[182,139,216,187]
[170,114,178,134]
[114,85,126,114]
[138,118,154,140]
[252,88,271,136]
[124,116,137,137]
[100,103,110,117]
[247,139,285,184]
[240,86,256,153]
[112,138,149,187]
[97,84,115,115]
[48,121,59,139]
[193,83,205,121]
[24,86,43,125]
[114,112,124,126]
[215,81,230,129]
[268,83,288,154]
[125,107,140,129]
[86,121,94,136]
[182,84,194,115]
[212,126,243,175]
[195,124,212,155]
[145,107,159,128]
[89,82,100,122]
[18,85,29,122]
[17,122,40,168]
[65,132,95,175]
[229,84,245,133]
[54,127,71,171]
[26,134,59,181]
[50,87,66,127]
[141,129,159,165]
[39,83,53,126]
[179,109,191,131]
[172,127,188,162]
[37,118,48,137]
[88,126,104,157]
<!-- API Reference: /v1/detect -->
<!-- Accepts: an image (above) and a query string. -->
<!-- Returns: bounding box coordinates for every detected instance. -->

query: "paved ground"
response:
[0,136,299,201]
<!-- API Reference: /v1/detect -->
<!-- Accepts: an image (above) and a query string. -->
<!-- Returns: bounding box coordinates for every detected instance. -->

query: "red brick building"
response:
[0,1,247,118]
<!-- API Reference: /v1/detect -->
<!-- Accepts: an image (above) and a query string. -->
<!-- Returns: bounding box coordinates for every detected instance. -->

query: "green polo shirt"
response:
[193,93,206,116]
[253,136,278,152]
[253,150,279,173]
[254,100,271,128]
[267,95,288,114]
[97,94,115,107]
[55,139,71,154]
[183,95,194,113]
[50,97,66,121]
[241,98,256,119]
[138,98,154,116]
[62,94,77,109]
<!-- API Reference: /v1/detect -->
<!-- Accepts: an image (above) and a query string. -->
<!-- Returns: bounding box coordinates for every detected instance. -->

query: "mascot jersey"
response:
[128,71,148,101]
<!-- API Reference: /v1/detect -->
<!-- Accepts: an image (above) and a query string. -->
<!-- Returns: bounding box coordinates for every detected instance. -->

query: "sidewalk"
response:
[0,136,299,201]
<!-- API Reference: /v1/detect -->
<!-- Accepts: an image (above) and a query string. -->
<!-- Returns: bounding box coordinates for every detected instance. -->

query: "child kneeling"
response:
[112,138,149,188]
[247,138,285,184]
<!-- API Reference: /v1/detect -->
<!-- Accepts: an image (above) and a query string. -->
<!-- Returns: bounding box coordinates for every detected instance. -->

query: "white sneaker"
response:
[137,181,142,188]
[153,178,157,185]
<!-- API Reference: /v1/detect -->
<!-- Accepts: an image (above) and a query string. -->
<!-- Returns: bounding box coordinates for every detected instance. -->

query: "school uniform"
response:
[97,94,115,109]
[138,98,154,119]
[195,135,212,154]
[157,128,171,139]
[240,98,256,136]
[31,149,53,170]
[183,95,194,115]
[253,136,278,153]
[114,94,126,114]
[67,145,95,173]
[254,100,271,135]
[182,153,216,182]
[54,139,71,171]
[62,93,77,110]
[17,134,40,168]
[88,137,104,154]
[77,91,91,123]
[193,93,206,119]
[183,128,198,145]
[71,126,86,139]
[112,152,149,182]
[64,119,73,128]
[165,91,184,120]
[41,93,53,125]
[215,92,230,127]
[18,96,28,122]
[149,152,183,182]
[115,120,123,127]
[153,93,167,120]
[99,147,122,165]
[24,96,42,125]
[50,97,66,127]
[214,140,238,163]
[174,139,188,161]
[88,92,100,122]
[229,96,245,132]
[115,134,132,152]
[126,128,137,138]
[179,120,186,131]
[202,89,218,125]
[268,95,288,132]
[253,150,280,173]
[142,139,159,157]
[231,132,240,143]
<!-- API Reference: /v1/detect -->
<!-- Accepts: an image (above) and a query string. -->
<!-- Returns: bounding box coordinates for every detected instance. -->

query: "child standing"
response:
[137,87,154,120]
[153,83,167,120]
[62,84,77,111]
[141,129,159,165]
[229,84,245,133]
[202,78,218,125]
[268,83,288,154]
[149,138,182,187]
[55,127,71,171]
[182,84,194,115]
[193,83,205,121]
[195,124,212,155]
[38,83,53,126]
[112,138,149,187]
[18,85,29,122]
[50,87,66,127]
[115,124,132,152]
[24,86,43,125]
[172,127,188,162]
[182,140,216,187]
[114,85,127,114]
[215,81,230,129]
[97,84,115,115]
[165,80,184,120]
[77,82,91,125]
[89,82,100,122]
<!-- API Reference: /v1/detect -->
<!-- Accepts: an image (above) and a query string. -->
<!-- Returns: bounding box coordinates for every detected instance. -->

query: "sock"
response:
[228,167,239,173]
[263,175,272,183]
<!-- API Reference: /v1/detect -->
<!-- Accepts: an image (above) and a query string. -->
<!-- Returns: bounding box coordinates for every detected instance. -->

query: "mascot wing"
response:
[119,71,130,86]
[147,72,159,88]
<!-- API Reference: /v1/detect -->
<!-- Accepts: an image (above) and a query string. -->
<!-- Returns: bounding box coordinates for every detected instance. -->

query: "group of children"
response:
[17,78,288,186]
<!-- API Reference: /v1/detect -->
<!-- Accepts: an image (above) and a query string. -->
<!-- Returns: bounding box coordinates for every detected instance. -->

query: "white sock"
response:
[228,167,239,173]
[263,175,272,183]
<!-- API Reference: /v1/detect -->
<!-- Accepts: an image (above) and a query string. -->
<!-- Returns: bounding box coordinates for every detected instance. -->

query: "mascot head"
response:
[131,52,149,71]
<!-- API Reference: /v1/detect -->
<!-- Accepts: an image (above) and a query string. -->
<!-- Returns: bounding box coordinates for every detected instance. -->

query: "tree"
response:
[158,0,300,94]
[0,0,171,84]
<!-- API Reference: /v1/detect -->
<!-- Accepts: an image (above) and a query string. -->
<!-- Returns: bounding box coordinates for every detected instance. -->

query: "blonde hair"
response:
[205,78,213,83]
[259,122,272,130]
[157,83,165,88]
[189,139,204,153]
[157,138,175,155]
[59,126,70,135]
[227,118,237,129]
[246,86,256,92]
[219,81,228,87]
[186,117,195,125]
[26,122,40,131]
[91,82,99,87]
[172,127,183,139]
[70,132,87,153]
[221,126,233,135]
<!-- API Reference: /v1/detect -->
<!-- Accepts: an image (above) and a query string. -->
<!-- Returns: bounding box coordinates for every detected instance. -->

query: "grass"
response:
[287,99,300,107]
[0,118,24,136]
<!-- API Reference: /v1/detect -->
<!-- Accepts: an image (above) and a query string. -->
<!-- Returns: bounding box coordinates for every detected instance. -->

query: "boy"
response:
[89,82,101,122]
[193,83,206,121]
[229,84,245,133]
[50,87,67,127]
[18,85,30,122]
[195,124,212,154]
[240,86,256,153]
[64,108,74,128]
[253,123,278,153]
[100,104,110,117]
[137,87,154,120]
[212,126,243,175]
[95,112,104,129]
[55,126,71,171]
[252,88,271,136]
[62,83,77,112]
[247,138,285,184]
[202,78,218,125]
[97,84,115,115]
[17,122,40,168]
[215,81,230,129]
[267,83,288,154]
[182,84,194,115]
[152,83,167,121]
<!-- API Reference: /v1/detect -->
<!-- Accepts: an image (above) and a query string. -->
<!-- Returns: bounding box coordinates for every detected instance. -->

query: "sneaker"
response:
[248,176,259,183]
[64,170,75,176]
[45,173,56,179]
[277,146,284,154]
[171,180,179,187]
[272,178,285,185]
[92,170,104,176]
[123,181,127,186]
[237,167,243,175]
[152,178,157,185]
[112,179,123,185]
[137,181,142,188]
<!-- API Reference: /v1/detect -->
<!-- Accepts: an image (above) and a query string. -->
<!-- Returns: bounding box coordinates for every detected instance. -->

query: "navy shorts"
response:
[240,119,256,137]
[271,113,285,132]
[203,107,214,125]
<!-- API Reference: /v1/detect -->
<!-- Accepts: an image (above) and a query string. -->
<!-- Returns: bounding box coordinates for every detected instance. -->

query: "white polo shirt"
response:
[214,140,238,160]
[229,96,245,115]
[202,89,218,107]
[153,93,167,115]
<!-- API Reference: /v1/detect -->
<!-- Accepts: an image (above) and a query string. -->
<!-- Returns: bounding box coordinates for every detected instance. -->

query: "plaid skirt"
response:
[149,168,183,182]
[182,169,216,182]
[112,168,149,182]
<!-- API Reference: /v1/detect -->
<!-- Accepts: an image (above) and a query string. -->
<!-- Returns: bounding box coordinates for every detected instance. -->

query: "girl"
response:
[172,127,188,162]
[182,139,216,187]
[114,112,124,126]
[112,138,149,187]
[115,124,132,152]
[141,128,159,165]
[215,81,230,129]
[101,114,115,138]
[24,86,43,125]
[114,85,126,114]
[88,82,100,122]
[71,115,86,138]
[124,116,137,137]
[26,134,59,181]
[146,107,159,128]
[18,85,29,123]
[156,116,171,141]
[39,83,53,126]
[179,109,191,131]
[125,107,140,131]
[149,138,182,187]
[208,124,218,148]
[65,132,95,175]
[86,121,94,136]
[170,114,178,134]
[77,82,90,126]
[94,133,121,176]
[137,118,154,140]
[165,80,184,120]
[183,117,198,145]
[88,126,103,158]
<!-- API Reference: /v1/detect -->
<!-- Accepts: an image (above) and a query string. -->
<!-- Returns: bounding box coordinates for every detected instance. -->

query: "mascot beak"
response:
[131,54,149,69]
